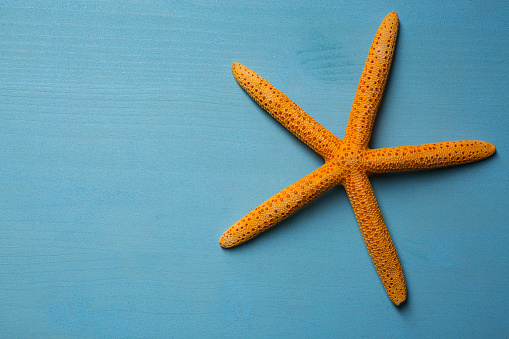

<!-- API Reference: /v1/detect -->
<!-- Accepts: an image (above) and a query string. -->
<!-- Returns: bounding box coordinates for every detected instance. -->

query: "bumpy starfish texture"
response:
[219,12,495,306]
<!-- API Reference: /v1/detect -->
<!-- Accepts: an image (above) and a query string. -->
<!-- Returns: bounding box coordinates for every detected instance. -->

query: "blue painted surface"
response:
[1,1,508,337]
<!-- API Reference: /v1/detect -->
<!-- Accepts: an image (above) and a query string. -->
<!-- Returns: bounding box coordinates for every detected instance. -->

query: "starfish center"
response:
[329,143,366,175]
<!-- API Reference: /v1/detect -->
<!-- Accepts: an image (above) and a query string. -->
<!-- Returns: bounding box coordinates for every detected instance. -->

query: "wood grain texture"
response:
[0,1,507,337]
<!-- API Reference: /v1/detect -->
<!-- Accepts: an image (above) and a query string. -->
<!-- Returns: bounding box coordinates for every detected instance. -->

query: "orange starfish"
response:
[219,12,495,306]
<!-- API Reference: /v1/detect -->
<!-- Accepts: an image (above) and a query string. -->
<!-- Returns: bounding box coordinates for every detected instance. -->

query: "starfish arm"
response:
[220,163,340,248]
[232,62,342,160]
[344,172,406,305]
[364,140,496,173]
[344,12,399,148]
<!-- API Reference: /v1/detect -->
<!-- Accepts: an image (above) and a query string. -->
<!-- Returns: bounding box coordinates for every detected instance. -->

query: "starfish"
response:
[219,12,495,306]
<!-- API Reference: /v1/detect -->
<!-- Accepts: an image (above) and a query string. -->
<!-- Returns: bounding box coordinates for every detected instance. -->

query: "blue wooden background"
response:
[1,1,508,337]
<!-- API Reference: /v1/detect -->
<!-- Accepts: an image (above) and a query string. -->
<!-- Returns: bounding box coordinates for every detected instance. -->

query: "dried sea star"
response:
[219,12,495,305]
